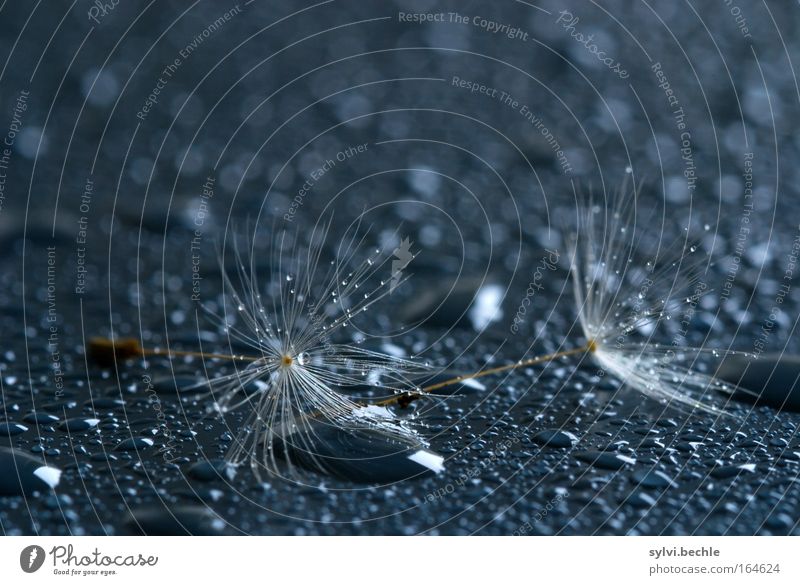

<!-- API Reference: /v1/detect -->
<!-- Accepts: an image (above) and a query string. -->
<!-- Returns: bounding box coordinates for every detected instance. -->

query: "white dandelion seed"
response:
[307,185,759,418]
[201,220,431,481]
[567,186,756,414]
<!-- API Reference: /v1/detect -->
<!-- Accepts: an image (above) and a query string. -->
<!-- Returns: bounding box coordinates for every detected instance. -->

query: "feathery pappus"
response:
[567,183,755,414]
[202,222,440,482]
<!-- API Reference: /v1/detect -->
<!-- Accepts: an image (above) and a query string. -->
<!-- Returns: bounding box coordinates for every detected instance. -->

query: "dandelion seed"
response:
[198,220,432,481]
[566,184,756,413]
[370,182,757,415]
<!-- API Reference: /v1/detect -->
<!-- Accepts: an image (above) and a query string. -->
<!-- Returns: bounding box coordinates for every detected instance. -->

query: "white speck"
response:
[745,242,771,266]
[461,378,486,391]
[355,405,394,420]
[419,224,442,247]
[380,342,406,358]
[33,466,62,489]
[365,368,385,386]
[469,284,504,331]
[211,518,226,531]
[207,489,224,502]
[408,450,445,473]
[408,167,441,198]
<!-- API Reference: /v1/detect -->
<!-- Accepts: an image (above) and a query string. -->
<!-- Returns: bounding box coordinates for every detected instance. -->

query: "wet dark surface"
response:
[1,1,800,535]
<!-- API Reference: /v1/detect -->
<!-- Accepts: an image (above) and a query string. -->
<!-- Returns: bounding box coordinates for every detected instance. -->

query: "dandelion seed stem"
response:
[143,348,260,362]
[87,336,260,365]
[90,335,593,414]
[373,343,592,408]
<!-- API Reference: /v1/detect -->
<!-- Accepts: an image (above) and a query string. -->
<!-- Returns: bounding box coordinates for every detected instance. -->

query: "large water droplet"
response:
[532,429,578,449]
[0,447,62,495]
[273,421,443,483]
[575,451,636,470]
[57,418,100,432]
[124,504,227,535]
[0,422,28,436]
[115,437,155,451]
[186,459,236,482]
[717,353,800,412]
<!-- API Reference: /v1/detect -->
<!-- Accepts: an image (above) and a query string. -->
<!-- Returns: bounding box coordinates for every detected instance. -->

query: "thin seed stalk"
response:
[88,336,593,407]
[373,343,592,408]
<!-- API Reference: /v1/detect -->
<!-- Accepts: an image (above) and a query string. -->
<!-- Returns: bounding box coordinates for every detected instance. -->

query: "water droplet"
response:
[186,459,237,482]
[0,447,61,495]
[532,429,578,449]
[575,451,636,470]
[273,421,441,482]
[115,437,155,451]
[152,376,208,395]
[0,422,28,436]
[711,463,756,479]
[717,354,800,412]
[57,418,100,432]
[125,505,228,535]
[631,468,677,489]
[22,412,60,425]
